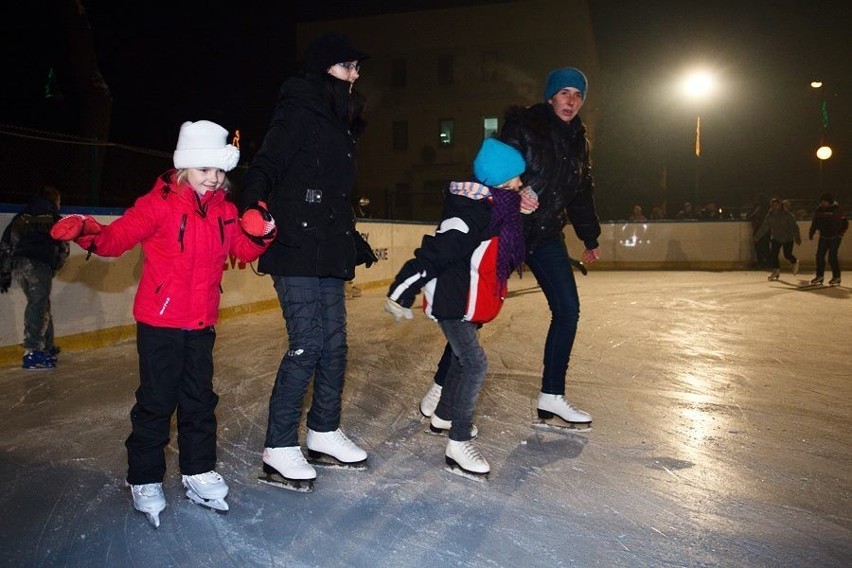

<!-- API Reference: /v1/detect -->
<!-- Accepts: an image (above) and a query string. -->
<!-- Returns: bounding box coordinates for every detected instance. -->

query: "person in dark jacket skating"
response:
[241,32,377,492]
[808,192,848,286]
[419,67,600,431]
[1,185,68,369]
[386,138,528,479]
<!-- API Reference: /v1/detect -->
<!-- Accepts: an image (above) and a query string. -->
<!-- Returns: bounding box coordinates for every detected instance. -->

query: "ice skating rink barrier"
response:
[1,210,848,361]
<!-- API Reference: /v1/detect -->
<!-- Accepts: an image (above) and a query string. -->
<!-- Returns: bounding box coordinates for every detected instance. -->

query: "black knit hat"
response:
[819,192,834,203]
[303,33,368,76]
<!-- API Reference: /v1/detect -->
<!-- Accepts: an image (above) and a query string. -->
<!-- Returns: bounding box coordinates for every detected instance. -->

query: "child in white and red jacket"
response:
[50,120,276,527]
[384,138,527,479]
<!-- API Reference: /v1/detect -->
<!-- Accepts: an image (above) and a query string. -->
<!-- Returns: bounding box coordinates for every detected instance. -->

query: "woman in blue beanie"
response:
[418,66,600,432]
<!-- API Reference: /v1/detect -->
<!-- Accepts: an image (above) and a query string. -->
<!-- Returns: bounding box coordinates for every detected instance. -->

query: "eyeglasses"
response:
[336,62,361,72]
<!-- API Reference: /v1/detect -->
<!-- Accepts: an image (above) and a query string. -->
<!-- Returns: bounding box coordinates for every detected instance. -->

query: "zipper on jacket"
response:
[178,214,187,252]
[194,192,208,218]
[218,217,225,244]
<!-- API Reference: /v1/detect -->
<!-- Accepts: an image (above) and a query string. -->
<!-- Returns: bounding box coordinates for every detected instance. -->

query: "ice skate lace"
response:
[328,429,358,450]
[423,384,441,406]
[556,395,581,412]
[132,483,162,497]
[187,471,222,485]
[458,441,485,463]
[282,447,309,465]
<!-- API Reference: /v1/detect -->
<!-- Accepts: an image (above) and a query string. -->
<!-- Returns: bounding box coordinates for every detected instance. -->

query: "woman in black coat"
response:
[242,32,375,491]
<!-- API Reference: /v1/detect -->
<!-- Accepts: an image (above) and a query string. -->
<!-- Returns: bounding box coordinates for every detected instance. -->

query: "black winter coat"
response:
[809,202,848,240]
[500,103,600,251]
[242,75,361,279]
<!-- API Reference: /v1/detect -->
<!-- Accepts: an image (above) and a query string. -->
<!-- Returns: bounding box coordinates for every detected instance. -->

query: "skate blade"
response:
[425,424,448,437]
[424,424,479,439]
[140,511,161,528]
[257,473,314,493]
[185,491,229,514]
[532,420,592,434]
[306,451,368,470]
[444,465,489,483]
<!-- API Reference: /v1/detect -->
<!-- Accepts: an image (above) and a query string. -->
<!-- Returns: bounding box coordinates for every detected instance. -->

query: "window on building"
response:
[439,119,454,146]
[437,54,454,85]
[483,117,499,139]
[391,58,407,87]
[392,120,408,150]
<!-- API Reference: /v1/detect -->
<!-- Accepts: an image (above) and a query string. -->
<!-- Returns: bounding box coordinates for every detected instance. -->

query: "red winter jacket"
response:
[78,171,269,329]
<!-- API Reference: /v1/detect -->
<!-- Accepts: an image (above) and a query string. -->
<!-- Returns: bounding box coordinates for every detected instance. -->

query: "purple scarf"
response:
[489,188,525,286]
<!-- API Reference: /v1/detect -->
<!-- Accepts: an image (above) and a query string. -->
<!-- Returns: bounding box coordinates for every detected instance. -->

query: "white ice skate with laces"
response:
[129,482,166,528]
[182,470,229,513]
[259,447,316,492]
[445,439,490,482]
[306,428,368,469]
[533,393,592,433]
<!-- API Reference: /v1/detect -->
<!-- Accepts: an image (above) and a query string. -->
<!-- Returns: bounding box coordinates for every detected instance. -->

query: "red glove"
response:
[50,215,101,241]
[240,201,276,240]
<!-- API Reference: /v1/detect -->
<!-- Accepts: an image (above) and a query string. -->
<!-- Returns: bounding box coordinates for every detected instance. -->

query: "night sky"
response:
[2,0,850,214]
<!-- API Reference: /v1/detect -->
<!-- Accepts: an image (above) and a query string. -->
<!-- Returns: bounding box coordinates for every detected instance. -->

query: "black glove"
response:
[354,232,378,268]
[0,271,10,293]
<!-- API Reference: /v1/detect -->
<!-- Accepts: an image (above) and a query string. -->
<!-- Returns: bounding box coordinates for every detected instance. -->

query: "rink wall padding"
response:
[1,211,846,364]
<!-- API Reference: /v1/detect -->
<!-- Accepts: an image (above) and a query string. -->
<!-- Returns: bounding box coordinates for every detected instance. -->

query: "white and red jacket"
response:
[77,171,269,329]
[387,182,505,324]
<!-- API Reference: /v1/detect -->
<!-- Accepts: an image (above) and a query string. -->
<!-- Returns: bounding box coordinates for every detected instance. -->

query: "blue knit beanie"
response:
[473,138,525,187]
[544,67,588,100]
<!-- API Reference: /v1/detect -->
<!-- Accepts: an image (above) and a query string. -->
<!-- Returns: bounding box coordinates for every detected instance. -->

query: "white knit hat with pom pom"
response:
[173,120,240,172]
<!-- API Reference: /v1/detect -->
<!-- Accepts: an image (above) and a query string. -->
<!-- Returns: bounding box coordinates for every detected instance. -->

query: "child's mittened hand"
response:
[51,215,102,241]
[240,201,276,239]
[50,215,84,241]
[384,298,413,322]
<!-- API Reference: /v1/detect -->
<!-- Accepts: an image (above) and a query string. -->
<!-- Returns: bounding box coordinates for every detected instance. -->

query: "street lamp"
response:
[681,71,716,207]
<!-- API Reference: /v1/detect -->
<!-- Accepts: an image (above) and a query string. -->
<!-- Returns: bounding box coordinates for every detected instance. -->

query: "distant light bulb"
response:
[816,146,832,160]
[810,81,823,88]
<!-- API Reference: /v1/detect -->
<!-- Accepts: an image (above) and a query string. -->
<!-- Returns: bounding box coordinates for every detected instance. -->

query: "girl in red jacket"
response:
[51,120,276,527]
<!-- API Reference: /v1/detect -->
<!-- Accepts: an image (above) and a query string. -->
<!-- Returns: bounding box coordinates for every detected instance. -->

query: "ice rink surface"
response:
[1,271,849,567]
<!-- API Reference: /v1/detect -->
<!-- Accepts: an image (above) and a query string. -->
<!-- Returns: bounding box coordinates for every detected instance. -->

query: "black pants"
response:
[769,239,797,270]
[126,323,219,485]
[265,276,347,448]
[815,237,842,279]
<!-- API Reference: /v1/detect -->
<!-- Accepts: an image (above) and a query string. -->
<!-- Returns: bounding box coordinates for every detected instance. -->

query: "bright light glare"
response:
[816,146,832,160]
[810,81,823,88]
[683,71,715,99]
